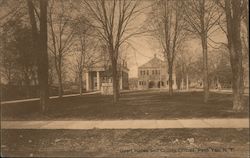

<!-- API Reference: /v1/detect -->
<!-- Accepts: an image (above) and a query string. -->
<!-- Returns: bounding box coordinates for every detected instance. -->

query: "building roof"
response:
[87,57,129,72]
[138,54,167,69]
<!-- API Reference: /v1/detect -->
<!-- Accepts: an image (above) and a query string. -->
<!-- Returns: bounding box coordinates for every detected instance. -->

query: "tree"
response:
[208,45,232,89]
[72,17,101,96]
[82,0,142,103]
[216,0,248,111]
[148,0,186,95]
[0,0,25,30]
[27,0,49,112]
[0,20,19,85]
[242,0,249,53]
[241,1,249,90]
[175,46,198,90]
[48,0,76,98]
[73,18,87,96]
[0,1,26,85]
[182,0,222,103]
[13,25,37,97]
[0,18,37,96]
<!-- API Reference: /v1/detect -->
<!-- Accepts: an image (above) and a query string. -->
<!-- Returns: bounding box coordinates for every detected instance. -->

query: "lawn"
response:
[1,90,249,120]
[1,129,249,157]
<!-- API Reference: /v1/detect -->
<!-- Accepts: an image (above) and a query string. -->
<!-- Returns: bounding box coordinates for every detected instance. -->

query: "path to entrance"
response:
[2,119,249,129]
[1,91,100,105]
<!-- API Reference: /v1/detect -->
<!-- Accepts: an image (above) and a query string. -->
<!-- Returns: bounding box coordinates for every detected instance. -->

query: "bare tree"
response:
[73,19,88,96]
[148,0,186,96]
[27,0,49,112]
[0,0,26,30]
[48,0,76,98]
[215,0,248,111]
[182,0,222,103]
[0,1,24,84]
[72,17,102,96]
[241,1,249,90]
[14,25,37,97]
[175,46,198,90]
[82,0,142,103]
[242,0,249,52]
[0,21,18,85]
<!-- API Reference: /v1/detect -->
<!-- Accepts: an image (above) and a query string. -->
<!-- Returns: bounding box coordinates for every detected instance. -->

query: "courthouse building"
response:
[84,59,129,92]
[138,54,177,90]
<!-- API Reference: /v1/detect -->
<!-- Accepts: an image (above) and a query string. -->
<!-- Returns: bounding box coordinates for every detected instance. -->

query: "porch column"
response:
[86,72,89,91]
[97,71,100,90]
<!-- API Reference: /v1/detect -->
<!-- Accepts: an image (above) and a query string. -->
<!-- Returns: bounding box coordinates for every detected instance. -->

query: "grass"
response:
[1,90,249,120]
[1,129,249,157]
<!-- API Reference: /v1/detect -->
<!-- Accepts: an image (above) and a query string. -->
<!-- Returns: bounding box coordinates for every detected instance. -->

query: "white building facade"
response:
[138,55,177,90]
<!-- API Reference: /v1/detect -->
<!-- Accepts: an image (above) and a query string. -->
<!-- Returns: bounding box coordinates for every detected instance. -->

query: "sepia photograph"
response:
[0,0,249,157]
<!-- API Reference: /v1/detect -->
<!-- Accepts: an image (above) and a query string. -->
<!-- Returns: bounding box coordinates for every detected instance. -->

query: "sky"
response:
[125,2,227,78]
[0,0,228,81]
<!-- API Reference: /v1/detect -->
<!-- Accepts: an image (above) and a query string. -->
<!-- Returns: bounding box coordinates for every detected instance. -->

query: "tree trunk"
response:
[27,0,49,112]
[112,59,119,103]
[216,77,221,91]
[39,0,49,112]
[181,78,184,90]
[24,72,30,98]
[31,70,37,86]
[79,70,83,96]
[56,55,63,98]
[58,70,63,98]
[201,36,209,103]
[225,0,245,111]
[181,65,184,90]
[168,64,173,96]
[232,62,244,111]
[230,35,244,111]
[186,73,189,90]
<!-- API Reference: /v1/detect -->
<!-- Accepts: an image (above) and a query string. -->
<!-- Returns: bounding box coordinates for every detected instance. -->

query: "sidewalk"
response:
[1,91,100,105]
[2,119,249,129]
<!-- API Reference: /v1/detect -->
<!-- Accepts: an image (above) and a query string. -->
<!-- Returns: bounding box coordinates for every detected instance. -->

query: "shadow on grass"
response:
[1,91,249,120]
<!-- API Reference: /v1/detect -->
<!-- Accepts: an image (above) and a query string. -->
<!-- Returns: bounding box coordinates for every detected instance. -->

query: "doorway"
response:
[148,81,155,88]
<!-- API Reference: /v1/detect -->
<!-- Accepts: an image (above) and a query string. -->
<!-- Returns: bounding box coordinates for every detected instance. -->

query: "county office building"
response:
[138,55,177,90]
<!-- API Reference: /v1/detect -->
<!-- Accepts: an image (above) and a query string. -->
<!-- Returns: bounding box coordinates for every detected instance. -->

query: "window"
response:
[147,70,149,75]
[152,70,154,75]
[143,70,145,75]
